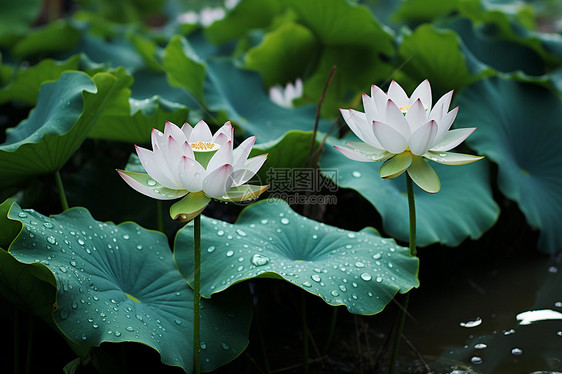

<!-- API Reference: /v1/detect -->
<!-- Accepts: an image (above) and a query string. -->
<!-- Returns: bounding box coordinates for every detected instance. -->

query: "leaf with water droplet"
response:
[0,200,252,373]
[175,199,419,315]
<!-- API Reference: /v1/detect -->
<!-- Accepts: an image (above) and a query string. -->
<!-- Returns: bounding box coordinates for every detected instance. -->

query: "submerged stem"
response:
[54,170,69,211]
[194,215,201,374]
[389,174,417,373]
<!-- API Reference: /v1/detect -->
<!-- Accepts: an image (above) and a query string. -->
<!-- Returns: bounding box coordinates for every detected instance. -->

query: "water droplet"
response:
[217,230,224,236]
[221,342,230,350]
[280,218,289,225]
[311,274,321,282]
[18,212,27,218]
[226,250,234,257]
[92,323,99,329]
[376,276,383,283]
[352,171,361,178]
[59,266,67,273]
[250,254,269,267]
[236,229,247,237]
[122,234,129,240]
[470,356,483,365]
[174,319,182,325]
[347,233,356,239]
[360,273,372,281]
[373,253,381,260]
[339,285,347,292]
[355,261,365,268]
[147,179,157,186]
[81,334,87,341]
[78,239,85,245]
[126,326,134,332]
[207,246,216,253]
[200,342,207,349]
[511,348,523,356]
[302,281,312,288]
[474,343,487,349]
[47,236,56,244]
[460,317,482,328]
[330,290,339,297]
[114,331,122,337]
[260,219,268,224]
[43,222,53,229]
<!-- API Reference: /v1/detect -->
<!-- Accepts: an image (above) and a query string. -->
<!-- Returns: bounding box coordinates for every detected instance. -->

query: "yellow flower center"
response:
[189,141,220,152]
[399,105,410,115]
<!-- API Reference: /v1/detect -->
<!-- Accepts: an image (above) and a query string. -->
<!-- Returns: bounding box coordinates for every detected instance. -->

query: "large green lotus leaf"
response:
[320,138,499,247]
[0,70,131,189]
[204,58,331,143]
[203,0,285,44]
[284,0,396,116]
[88,88,189,144]
[162,35,206,106]
[0,0,41,42]
[245,20,320,87]
[287,0,394,52]
[441,17,547,77]
[392,0,461,23]
[12,20,81,59]
[71,34,146,73]
[398,24,495,95]
[0,200,252,373]
[174,200,419,316]
[454,77,562,253]
[249,130,317,186]
[0,55,81,105]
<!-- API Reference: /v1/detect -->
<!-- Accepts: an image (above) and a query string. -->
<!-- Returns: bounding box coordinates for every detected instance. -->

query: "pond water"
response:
[406,250,562,373]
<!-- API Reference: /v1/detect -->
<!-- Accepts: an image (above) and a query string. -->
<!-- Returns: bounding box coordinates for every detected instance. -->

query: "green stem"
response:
[389,174,416,373]
[193,215,201,374]
[54,170,69,211]
[156,200,164,233]
[406,174,416,257]
[301,292,309,374]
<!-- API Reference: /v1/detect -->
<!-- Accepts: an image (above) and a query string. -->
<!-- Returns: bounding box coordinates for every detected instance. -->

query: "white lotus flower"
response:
[117,121,268,221]
[269,78,303,108]
[335,79,483,193]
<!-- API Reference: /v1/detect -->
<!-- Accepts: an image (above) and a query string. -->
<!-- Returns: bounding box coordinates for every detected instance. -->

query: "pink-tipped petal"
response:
[117,169,187,200]
[151,128,166,151]
[178,156,205,192]
[340,109,383,148]
[371,84,387,106]
[362,93,380,122]
[233,153,267,186]
[180,122,193,140]
[164,121,187,143]
[135,145,179,189]
[387,80,409,108]
[405,99,427,131]
[384,100,411,137]
[206,141,233,172]
[434,106,459,143]
[190,120,213,142]
[232,136,256,169]
[409,79,432,111]
[430,128,476,152]
[430,90,454,120]
[334,145,375,162]
[203,164,234,198]
[409,120,438,155]
[213,121,233,143]
[373,121,409,154]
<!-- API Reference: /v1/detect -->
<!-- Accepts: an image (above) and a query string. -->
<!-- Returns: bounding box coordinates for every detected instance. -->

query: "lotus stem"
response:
[322,307,338,354]
[54,170,69,211]
[25,316,34,374]
[156,200,164,233]
[389,174,416,373]
[14,306,20,374]
[194,215,201,374]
